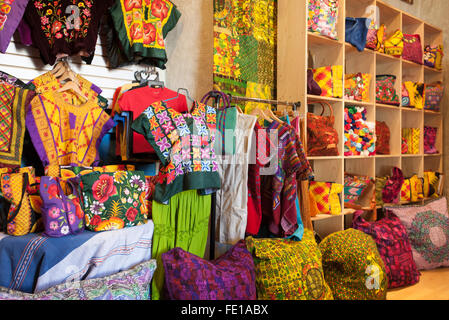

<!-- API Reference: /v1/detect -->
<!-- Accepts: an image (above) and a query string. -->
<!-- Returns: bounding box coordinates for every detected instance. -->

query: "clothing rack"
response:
[206,92,301,260]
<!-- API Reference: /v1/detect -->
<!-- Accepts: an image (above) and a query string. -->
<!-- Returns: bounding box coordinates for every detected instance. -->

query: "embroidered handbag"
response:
[402,128,420,155]
[402,81,425,109]
[384,30,404,57]
[366,28,378,50]
[40,176,85,238]
[424,82,444,111]
[400,175,423,203]
[312,65,343,98]
[402,34,423,64]
[382,167,404,204]
[80,170,148,232]
[376,24,387,53]
[0,169,40,236]
[308,0,340,40]
[344,174,376,210]
[424,126,438,154]
[376,75,400,105]
[344,73,372,102]
[424,45,443,70]
[309,181,343,215]
[307,100,339,156]
[376,121,390,155]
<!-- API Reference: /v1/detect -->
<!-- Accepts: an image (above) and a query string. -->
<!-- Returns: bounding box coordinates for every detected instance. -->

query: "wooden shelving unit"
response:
[278,0,444,238]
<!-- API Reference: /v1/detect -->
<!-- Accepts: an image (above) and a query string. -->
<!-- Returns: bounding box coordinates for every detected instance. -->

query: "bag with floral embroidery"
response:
[80,171,148,232]
[40,176,85,238]
[424,82,444,111]
[376,75,400,106]
[424,45,444,70]
[308,0,340,40]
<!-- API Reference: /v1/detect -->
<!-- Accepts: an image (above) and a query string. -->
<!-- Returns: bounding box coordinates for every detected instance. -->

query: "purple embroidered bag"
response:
[162,240,257,300]
[40,176,85,238]
[352,210,420,289]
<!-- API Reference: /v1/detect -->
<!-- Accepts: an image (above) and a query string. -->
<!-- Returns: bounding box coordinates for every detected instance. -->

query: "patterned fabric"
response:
[308,0,339,40]
[40,176,85,238]
[331,65,343,98]
[0,71,26,88]
[382,167,404,204]
[109,0,181,69]
[344,73,363,101]
[402,34,423,64]
[375,177,387,206]
[0,168,41,236]
[352,211,420,289]
[376,121,390,155]
[26,91,114,168]
[309,181,343,215]
[131,100,221,203]
[0,83,34,166]
[402,81,425,110]
[319,229,388,300]
[385,198,449,270]
[424,126,438,154]
[245,229,334,300]
[424,45,443,70]
[80,171,148,232]
[376,75,400,105]
[424,82,444,111]
[344,175,370,204]
[0,259,157,300]
[402,128,420,155]
[162,241,256,300]
[312,66,332,97]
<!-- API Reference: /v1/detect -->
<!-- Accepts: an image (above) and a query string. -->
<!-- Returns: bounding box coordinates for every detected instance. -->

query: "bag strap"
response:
[307,100,334,118]
[200,90,231,110]
[6,174,29,228]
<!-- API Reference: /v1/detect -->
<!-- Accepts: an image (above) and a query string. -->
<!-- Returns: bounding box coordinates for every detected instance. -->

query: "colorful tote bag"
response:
[80,170,148,232]
[402,81,425,109]
[309,181,343,215]
[319,228,388,300]
[402,34,423,64]
[424,126,438,154]
[424,45,443,70]
[384,30,404,57]
[375,24,386,53]
[382,167,404,205]
[376,121,390,155]
[424,82,444,111]
[245,229,334,300]
[308,0,340,40]
[40,176,85,238]
[351,211,420,289]
[0,169,40,236]
[422,171,441,198]
[400,175,424,203]
[376,75,400,105]
[402,128,420,155]
[312,65,343,98]
[307,100,339,156]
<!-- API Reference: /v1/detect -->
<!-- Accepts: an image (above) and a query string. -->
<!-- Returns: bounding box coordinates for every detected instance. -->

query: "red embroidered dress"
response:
[132,100,221,203]
[25,0,115,65]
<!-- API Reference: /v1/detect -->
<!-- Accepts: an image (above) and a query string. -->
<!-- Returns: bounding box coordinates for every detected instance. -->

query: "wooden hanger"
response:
[250,107,272,123]
[57,81,87,103]
[264,107,284,123]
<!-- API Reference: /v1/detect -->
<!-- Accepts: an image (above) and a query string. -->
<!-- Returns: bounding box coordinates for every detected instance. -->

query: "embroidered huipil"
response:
[25,0,115,65]
[132,100,221,203]
[26,91,115,168]
[109,0,181,69]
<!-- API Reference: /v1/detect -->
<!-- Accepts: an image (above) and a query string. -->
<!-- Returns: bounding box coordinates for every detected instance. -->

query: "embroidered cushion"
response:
[0,259,156,300]
[80,171,148,232]
[246,229,333,300]
[352,211,420,289]
[162,241,256,300]
[319,228,388,300]
[385,198,449,270]
[308,0,340,40]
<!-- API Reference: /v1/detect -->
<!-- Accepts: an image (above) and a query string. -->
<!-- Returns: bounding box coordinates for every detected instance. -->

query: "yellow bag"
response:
[400,175,424,203]
[309,181,343,215]
[423,171,441,198]
[402,128,420,155]
[384,30,404,57]
[332,65,343,98]
[376,24,386,53]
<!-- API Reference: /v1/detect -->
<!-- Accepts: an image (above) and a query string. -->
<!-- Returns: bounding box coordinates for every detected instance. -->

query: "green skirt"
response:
[151,190,211,300]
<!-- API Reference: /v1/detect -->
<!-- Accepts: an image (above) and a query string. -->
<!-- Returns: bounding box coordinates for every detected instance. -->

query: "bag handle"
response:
[200,90,231,110]
[307,100,334,118]
[6,174,31,232]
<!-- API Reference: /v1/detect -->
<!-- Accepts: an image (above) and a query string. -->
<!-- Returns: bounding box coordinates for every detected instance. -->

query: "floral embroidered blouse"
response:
[26,91,115,168]
[109,0,181,69]
[25,0,115,65]
[132,100,221,203]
